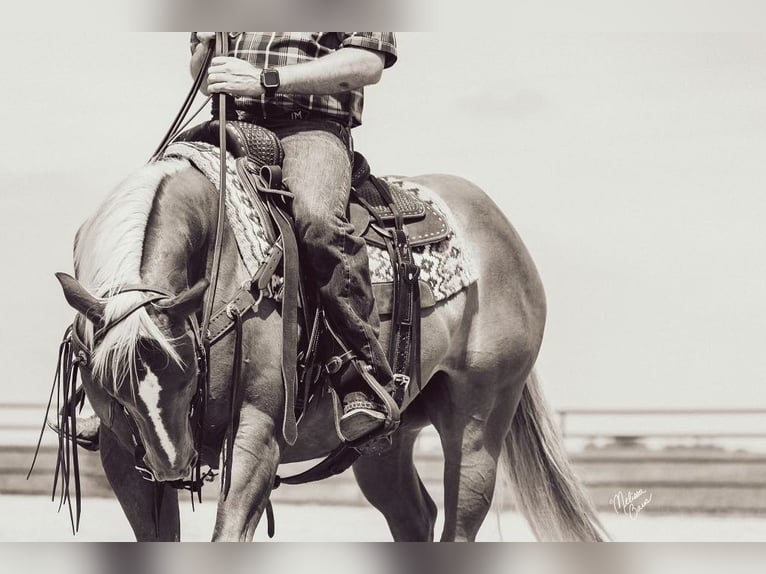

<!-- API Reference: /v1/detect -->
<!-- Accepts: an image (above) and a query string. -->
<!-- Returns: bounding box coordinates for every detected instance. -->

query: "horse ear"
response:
[55,272,105,324]
[154,278,209,318]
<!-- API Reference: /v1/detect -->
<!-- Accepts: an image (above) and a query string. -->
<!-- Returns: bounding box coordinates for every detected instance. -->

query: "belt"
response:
[239,110,339,124]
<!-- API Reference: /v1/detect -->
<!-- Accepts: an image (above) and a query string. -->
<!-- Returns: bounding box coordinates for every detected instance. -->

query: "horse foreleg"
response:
[352,423,437,541]
[211,404,280,541]
[99,425,180,541]
[428,370,523,541]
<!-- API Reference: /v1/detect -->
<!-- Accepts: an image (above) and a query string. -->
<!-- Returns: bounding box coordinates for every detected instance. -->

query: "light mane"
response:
[74,158,190,390]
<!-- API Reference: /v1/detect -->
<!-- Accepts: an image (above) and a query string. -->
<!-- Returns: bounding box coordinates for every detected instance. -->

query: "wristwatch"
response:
[260,68,280,98]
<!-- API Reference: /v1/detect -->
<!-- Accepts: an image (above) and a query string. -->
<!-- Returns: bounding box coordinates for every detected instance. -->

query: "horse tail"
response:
[503,369,609,541]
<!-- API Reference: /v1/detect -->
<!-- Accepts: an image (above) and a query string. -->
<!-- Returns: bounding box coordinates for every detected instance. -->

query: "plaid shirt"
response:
[191,32,397,128]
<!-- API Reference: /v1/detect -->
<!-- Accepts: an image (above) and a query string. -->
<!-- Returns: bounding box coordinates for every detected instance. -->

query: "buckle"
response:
[393,228,408,248]
[325,356,344,374]
[134,465,157,482]
[325,351,356,375]
[269,279,284,302]
[72,350,90,367]
[398,262,420,284]
[393,373,410,390]
[225,302,239,319]
[196,347,208,373]
[200,465,219,483]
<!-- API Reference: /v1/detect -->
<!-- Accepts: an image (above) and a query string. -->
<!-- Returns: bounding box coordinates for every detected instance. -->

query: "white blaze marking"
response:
[138,366,177,465]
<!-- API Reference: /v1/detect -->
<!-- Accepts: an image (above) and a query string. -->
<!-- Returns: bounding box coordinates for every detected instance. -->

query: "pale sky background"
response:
[1,4,765,418]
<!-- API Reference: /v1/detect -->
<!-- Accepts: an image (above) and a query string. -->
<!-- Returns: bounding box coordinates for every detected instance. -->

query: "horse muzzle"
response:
[139,450,198,483]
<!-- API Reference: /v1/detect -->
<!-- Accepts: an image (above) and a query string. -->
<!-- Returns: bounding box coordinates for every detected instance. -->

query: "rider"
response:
[190,32,399,443]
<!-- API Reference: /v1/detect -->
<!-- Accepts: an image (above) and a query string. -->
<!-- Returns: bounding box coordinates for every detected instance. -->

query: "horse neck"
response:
[140,169,217,292]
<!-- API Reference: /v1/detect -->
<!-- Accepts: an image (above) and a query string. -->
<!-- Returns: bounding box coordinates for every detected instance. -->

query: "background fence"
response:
[4,404,766,514]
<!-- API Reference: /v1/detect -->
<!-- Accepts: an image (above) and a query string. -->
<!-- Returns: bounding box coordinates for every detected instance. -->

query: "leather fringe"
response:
[29,325,83,534]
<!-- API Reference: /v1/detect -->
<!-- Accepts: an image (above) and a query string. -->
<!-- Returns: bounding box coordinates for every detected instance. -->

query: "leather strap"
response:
[237,158,299,446]
[206,287,259,344]
[264,196,300,447]
[91,284,174,344]
[255,244,283,291]
[297,307,323,414]
[30,326,84,533]
[274,443,360,487]
[221,309,245,499]
[113,284,174,297]
[200,32,230,341]
[92,293,168,345]
[369,176,421,403]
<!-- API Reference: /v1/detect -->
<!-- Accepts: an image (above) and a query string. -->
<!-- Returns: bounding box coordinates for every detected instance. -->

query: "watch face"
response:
[262,70,280,88]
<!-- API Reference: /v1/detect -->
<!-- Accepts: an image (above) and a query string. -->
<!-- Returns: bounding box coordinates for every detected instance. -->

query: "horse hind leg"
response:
[426,369,524,542]
[352,423,437,541]
[99,425,181,541]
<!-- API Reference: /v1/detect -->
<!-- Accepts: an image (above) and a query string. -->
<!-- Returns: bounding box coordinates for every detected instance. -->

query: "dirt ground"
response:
[2,495,765,542]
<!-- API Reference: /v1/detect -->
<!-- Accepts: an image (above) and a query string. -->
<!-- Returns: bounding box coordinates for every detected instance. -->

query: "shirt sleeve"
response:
[340,33,398,69]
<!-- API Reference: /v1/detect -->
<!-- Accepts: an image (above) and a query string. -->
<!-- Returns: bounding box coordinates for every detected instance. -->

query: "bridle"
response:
[28,279,216,536]
[67,283,210,489]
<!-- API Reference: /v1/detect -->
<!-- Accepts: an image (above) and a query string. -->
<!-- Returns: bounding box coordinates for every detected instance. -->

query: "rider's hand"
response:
[195,32,216,45]
[207,56,264,98]
[190,33,217,95]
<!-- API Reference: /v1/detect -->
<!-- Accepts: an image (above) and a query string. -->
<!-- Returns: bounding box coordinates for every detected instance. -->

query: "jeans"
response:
[264,120,394,387]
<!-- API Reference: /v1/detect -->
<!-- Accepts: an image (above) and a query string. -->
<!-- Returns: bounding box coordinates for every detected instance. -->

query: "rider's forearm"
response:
[276,48,385,95]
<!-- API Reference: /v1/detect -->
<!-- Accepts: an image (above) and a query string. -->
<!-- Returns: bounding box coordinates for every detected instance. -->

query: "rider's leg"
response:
[275,122,395,441]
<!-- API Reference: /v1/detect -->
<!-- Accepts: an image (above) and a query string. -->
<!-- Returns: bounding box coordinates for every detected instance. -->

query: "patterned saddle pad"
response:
[162,141,476,305]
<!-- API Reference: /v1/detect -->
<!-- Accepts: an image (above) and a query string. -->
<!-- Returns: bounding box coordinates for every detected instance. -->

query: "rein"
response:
[202,32,230,335]
[202,32,243,502]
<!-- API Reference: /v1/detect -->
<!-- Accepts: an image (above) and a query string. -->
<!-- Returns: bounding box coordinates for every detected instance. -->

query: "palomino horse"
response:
[56,156,606,541]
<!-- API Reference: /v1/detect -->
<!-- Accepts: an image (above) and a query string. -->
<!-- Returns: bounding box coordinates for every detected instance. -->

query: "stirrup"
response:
[329,358,401,446]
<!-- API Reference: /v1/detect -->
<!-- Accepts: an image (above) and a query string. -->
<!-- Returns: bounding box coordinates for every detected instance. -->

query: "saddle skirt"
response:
[161,140,476,311]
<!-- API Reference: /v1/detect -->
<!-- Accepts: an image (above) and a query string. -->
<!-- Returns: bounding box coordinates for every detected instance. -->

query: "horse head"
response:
[56,272,209,482]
